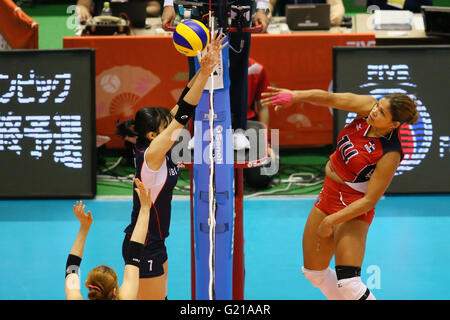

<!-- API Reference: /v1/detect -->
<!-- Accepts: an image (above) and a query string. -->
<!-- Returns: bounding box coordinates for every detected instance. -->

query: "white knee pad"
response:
[337,277,375,300]
[302,267,343,300]
[301,267,328,287]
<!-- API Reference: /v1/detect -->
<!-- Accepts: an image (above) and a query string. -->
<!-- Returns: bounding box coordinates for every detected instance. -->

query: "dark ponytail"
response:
[116,107,173,144]
[133,107,172,144]
[115,119,137,138]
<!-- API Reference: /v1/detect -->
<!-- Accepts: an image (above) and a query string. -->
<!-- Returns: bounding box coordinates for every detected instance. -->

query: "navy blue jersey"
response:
[124,140,179,242]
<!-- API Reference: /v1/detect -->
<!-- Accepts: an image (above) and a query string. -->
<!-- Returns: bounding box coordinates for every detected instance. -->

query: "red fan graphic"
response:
[109,92,141,117]
[96,66,160,119]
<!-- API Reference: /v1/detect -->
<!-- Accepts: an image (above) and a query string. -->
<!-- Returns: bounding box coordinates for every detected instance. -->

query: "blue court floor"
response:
[0,195,449,300]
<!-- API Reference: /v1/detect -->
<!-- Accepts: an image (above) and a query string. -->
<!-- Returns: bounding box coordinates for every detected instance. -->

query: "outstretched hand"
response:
[260,86,295,111]
[198,31,228,75]
[73,201,93,229]
[134,178,152,209]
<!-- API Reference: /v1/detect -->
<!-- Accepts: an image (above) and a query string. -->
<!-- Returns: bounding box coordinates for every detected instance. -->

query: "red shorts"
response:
[314,175,375,225]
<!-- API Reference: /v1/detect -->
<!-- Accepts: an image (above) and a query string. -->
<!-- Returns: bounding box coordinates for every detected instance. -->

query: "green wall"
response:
[20,4,76,49]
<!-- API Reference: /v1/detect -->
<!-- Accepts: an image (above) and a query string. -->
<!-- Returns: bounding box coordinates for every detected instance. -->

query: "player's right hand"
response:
[134,178,152,210]
[261,86,295,111]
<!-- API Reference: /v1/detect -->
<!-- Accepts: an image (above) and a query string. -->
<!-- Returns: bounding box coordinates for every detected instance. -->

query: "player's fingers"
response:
[267,86,282,92]
[219,41,228,51]
[261,91,278,98]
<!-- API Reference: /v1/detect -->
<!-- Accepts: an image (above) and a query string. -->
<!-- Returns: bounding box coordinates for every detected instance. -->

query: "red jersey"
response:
[330,117,403,193]
[247,58,270,119]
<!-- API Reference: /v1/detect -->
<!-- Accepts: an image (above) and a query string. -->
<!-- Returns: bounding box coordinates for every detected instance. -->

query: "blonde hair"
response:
[86,265,118,300]
[385,93,419,125]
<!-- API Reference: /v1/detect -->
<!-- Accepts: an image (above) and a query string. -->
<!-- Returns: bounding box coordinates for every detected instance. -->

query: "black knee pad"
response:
[335,265,361,280]
[335,265,374,300]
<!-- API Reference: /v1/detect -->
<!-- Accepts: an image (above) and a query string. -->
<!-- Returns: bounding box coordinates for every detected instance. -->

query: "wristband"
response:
[125,241,144,267]
[65,254,82,278]
[174,98,197,125]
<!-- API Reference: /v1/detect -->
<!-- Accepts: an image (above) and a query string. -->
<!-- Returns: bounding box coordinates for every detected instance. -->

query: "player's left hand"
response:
[73,201,93,229]
[198,31,228,75]
[261,86,295,111]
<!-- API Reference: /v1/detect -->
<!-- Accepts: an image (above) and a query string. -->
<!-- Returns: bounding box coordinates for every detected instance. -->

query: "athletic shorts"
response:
[122,234,168,278]
[314,175,375,225]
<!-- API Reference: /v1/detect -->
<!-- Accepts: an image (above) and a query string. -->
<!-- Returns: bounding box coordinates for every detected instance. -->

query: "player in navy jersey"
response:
[261,87,418,300]
[115,32,227,300]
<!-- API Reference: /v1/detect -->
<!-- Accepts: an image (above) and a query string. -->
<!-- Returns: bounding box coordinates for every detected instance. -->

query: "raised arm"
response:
[169,70,201,118]
[145,31,228,171]
[116,178,152,300]
[65,201,93,300]
[260,86,377,117]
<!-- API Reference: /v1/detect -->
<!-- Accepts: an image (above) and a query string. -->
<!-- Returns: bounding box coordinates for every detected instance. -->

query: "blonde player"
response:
[65,178,151,300]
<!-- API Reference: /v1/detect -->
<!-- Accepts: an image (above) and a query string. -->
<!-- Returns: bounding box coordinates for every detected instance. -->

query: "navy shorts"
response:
[122,234,168,278]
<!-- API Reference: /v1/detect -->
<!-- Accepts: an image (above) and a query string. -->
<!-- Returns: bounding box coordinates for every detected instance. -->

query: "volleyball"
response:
[172,19,210,57]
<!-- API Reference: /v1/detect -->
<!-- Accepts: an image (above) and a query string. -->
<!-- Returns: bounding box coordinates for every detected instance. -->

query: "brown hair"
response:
[385,93,419,125]
[86,265,118,300]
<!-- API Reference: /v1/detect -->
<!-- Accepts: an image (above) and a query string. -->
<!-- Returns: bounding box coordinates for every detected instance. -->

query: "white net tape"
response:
[207,14,216,301]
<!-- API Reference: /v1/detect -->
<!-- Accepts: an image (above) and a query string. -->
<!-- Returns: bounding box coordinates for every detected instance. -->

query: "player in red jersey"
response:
[261,87,418,300]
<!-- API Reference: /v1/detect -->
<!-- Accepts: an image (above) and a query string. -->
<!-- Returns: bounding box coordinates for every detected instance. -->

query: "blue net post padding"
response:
[192,37,235,300]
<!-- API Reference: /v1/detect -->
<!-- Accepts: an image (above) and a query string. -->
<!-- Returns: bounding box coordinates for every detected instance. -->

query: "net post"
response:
[233,167,245,299]
[190,168,196,299]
